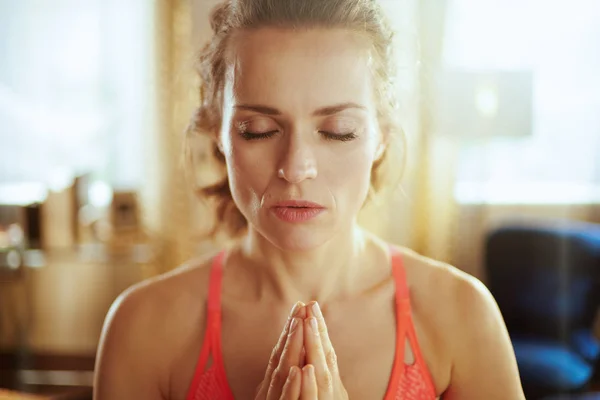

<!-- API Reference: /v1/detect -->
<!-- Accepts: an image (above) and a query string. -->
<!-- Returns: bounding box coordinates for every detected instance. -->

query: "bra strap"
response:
[384,245,411,399]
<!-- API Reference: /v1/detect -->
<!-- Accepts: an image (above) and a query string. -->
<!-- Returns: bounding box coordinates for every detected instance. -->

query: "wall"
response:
[452,203,600,281]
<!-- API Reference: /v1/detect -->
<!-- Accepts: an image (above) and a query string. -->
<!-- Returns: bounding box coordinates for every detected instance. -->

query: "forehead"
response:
[227,28,375,111]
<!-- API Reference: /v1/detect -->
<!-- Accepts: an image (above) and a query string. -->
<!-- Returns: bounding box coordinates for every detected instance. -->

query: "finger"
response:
[257,301,304,397]
[300,347,306,368]
[306,301,339,377]
[267,317,304,400]
[304,317,334,394]
[295,304,308,319]
[265,302,304,378]
[280,366,301,400]
[288,304,307,367]
[300,364,318,400]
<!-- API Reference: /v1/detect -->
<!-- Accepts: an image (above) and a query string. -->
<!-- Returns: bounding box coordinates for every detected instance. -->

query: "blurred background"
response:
[0,0,599,399]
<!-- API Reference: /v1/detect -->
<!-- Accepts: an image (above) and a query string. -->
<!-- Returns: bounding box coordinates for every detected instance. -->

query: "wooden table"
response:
[0,388,92,400]
[0,389,46,399]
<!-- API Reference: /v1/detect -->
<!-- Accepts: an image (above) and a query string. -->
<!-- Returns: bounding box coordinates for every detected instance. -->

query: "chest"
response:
[168,285,448,400]
[220,296,410,399]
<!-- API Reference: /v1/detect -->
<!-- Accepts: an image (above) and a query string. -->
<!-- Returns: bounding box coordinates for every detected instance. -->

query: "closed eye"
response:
[238,130,358,142]
[239,130,279,140]
[320,131,358,142]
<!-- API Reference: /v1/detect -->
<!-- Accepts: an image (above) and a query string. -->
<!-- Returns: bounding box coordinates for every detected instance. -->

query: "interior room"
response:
[1,0,599,399]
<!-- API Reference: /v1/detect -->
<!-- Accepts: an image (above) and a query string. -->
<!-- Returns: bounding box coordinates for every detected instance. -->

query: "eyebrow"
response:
[233,102,367,116]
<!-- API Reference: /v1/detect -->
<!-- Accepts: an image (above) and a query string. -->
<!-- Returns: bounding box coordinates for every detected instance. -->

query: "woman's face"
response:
[220,27,385,251]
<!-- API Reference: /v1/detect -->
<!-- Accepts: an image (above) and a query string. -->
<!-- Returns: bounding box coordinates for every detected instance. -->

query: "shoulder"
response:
[394,246,524,398]
[395,245,508,348]
[94,251,221,399]
[393,245,496,323]
[104,250,219,337]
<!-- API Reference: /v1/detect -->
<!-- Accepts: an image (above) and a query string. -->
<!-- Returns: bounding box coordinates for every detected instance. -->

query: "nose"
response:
[277,133,318,183]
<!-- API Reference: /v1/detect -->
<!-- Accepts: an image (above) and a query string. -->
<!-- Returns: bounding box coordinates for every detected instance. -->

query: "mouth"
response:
[269,200,326,223]
[271,200,325,209]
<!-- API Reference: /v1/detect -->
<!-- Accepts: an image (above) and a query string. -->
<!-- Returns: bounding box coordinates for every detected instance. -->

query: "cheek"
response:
[225,140,275,199]
[322,143,376,194]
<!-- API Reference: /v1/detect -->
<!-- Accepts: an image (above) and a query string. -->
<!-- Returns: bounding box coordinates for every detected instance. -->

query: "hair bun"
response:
[210,0,232,34]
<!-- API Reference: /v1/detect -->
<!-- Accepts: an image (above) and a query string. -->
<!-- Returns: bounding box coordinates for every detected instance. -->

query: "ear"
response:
[374,141,387,162]
[214,133,225,155]
[374,123,390,162]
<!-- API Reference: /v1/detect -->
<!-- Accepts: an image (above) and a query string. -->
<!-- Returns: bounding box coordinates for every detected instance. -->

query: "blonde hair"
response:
[186,0,405,239]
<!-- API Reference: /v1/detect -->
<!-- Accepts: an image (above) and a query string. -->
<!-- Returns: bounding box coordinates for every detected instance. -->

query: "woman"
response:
[94,0,525,399]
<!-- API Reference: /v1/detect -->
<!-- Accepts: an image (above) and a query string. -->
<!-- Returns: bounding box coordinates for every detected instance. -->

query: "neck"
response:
[239,224,372,305]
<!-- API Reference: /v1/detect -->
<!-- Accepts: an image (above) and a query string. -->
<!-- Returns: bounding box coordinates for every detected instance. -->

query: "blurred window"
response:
[0,0,153,190]
[444,0,600,204]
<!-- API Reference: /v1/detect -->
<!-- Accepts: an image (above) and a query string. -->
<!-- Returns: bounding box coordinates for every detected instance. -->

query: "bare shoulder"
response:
[394,246,524,399]
[93,251,219,400]
[394,245,508,346]
[103,250,217,340]
[393,245,494,319]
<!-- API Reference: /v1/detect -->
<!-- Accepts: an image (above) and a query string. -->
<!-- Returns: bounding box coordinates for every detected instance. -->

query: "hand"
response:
[300,301,349,400]
[255,301,307,400]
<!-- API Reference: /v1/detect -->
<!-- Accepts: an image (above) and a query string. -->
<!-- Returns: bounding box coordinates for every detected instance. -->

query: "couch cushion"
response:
[542,393,600,400]
[571,329,600,362]
[513,339,594,390]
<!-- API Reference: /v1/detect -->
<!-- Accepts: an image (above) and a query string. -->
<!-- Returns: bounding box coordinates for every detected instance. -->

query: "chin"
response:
[270,231,329,252]
[253,214,336,252]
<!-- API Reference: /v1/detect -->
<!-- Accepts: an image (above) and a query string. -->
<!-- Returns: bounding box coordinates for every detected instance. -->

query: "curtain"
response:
[372,0,462,268]
[140,0,198,274]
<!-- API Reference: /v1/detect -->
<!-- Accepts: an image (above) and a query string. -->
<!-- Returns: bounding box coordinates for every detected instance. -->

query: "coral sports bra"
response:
[186,246,438,399]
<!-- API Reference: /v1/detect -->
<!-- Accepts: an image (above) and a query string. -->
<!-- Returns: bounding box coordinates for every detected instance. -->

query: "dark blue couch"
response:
[485,221,600,399]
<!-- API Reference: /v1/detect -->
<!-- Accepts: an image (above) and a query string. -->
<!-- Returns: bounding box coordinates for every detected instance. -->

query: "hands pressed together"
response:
[255,301,349,400]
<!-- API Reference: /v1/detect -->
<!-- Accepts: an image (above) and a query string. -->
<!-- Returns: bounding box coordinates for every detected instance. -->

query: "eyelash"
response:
[239,130,278,140]
[239,130,358,142]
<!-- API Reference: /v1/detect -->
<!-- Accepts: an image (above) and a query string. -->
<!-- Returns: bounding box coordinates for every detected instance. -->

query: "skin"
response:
[93,28,525,399]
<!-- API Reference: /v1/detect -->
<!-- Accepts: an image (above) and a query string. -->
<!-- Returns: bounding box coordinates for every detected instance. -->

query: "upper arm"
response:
[93,285,166,400]
[443,275,525,400]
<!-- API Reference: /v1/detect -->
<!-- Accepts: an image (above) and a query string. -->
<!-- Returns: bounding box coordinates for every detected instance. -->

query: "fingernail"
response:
[311,301,322,318]
[289,366,297,379]
[303,364,314,380]
[309,317,319,336]
[289,301,302,317]
[290,317,299,333]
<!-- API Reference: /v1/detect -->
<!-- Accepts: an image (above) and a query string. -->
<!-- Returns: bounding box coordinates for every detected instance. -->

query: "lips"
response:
[272,200,325,209]
[270,200,325,223]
